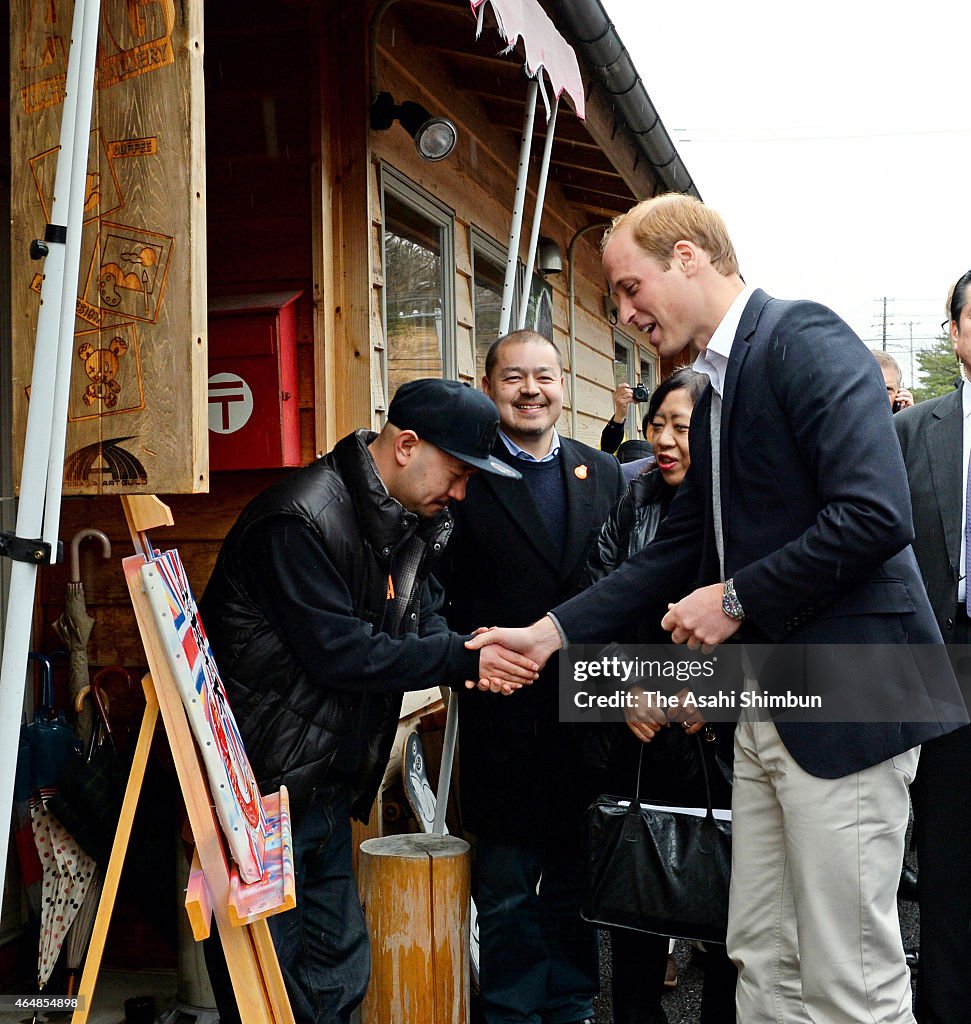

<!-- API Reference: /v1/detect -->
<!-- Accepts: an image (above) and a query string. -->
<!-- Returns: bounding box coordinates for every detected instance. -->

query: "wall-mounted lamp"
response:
[370,91,457,162]
[537,236,563,275]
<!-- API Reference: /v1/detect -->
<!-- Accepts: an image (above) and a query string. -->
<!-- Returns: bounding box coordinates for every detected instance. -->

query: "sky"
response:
[602,0,971,386]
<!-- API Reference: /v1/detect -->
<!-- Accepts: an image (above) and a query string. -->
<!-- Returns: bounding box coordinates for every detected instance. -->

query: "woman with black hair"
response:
[583,367,737,1024]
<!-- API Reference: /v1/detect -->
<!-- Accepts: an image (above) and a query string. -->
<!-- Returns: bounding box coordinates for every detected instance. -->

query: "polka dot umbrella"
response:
[29,788,97,988]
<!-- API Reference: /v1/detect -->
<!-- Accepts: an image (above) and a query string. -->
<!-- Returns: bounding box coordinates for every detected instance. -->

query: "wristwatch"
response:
[722,578,745,622]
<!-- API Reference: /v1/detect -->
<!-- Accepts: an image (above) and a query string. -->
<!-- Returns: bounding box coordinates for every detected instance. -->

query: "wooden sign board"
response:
[10,0,208,494]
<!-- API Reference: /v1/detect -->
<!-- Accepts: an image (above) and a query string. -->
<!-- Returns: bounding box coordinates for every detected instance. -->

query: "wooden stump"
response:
[359,833,470,1024]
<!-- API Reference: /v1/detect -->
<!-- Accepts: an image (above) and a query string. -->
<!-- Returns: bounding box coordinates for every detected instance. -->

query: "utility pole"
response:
[872,297,895,351]
[906,321,915,385]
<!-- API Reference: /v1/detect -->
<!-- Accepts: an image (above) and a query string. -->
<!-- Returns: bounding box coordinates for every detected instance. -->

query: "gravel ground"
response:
[594,846,920,1023]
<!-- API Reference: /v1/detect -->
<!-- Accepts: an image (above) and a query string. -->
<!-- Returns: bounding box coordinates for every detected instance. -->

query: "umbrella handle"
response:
[92,664,132,691]
[77,679,118,751]
[68,528,111,585]
[74,684,109,716]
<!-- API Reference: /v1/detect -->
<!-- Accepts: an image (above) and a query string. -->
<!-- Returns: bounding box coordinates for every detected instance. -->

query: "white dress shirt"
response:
[498,428,561,463]
[958,380,971,603]
[692,284,755,395]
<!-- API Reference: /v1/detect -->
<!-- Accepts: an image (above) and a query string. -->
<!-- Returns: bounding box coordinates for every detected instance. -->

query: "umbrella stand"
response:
[0,0,102,901]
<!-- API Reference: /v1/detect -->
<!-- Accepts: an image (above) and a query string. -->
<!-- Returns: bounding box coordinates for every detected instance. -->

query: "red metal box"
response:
[207,290,303,470]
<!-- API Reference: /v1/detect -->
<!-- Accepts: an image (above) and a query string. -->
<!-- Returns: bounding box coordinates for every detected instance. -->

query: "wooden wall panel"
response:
[11,0,207,495]
[574,339,614,390]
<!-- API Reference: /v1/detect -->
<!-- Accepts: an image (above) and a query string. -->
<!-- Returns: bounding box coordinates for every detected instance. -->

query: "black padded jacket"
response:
[199,429,478,823]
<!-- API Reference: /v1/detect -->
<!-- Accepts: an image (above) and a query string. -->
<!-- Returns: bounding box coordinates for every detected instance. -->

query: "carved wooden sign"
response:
[10,0,207,494]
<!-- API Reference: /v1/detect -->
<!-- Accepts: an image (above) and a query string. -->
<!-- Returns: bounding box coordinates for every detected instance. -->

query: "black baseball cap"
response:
[387,379,521,479]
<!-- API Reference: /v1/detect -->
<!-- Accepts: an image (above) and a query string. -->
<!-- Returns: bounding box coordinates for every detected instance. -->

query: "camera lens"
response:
[631,383,649,402]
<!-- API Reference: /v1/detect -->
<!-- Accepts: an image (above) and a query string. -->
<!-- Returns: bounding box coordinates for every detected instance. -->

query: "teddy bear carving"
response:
[78,336,128,407]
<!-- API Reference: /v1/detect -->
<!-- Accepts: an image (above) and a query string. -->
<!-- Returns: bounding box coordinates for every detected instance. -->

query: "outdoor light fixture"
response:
[537,236,563,275]
[370,91,458,162]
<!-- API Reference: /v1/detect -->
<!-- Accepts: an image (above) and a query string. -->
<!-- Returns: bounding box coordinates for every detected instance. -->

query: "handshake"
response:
[463,618,564,695]
[463,583,745,695]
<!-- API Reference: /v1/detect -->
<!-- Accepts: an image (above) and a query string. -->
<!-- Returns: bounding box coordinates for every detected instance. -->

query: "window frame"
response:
[379,165,457,399]
[469,225,522,379]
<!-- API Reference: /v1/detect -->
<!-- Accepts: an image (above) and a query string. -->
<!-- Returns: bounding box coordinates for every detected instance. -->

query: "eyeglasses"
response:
[942,320,952,333]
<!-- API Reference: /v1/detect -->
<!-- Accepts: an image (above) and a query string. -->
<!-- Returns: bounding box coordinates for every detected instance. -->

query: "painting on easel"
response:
[140,549,270,882]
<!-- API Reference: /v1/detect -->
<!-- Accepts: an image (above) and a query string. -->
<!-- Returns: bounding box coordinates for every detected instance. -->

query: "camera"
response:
[631,381,650,403]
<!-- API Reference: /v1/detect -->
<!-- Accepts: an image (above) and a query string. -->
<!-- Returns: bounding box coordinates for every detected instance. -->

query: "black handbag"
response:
[581,734,731,944]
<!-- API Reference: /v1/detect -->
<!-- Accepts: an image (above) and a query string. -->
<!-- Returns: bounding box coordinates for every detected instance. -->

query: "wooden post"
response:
[359,834,470,1024]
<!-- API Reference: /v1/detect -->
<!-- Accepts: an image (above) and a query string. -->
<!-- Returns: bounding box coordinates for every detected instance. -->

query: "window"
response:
[381,167,455,400]
[470,228,520,382]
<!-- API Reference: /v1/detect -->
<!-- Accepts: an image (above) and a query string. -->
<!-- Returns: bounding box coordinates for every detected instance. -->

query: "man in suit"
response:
[440,329,624,1024]
[468,196,967,1024]
[894,268,971,1024]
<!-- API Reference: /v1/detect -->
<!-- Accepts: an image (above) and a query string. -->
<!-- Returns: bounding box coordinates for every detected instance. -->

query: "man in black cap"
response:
[200,378,538,1024]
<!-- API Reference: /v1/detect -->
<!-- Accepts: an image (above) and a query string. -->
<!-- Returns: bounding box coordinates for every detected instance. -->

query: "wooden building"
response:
[1,0,697,977]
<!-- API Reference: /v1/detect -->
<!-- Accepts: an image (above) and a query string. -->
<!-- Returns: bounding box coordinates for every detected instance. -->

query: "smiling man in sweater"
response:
[439,330,624,1024]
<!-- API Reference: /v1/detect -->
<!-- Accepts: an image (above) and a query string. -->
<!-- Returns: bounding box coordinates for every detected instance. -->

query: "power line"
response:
[673,127,971,144]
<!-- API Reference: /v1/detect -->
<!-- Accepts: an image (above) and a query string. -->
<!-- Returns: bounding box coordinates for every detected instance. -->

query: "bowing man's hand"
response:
[464,616,563,678]
[466,636,539,695]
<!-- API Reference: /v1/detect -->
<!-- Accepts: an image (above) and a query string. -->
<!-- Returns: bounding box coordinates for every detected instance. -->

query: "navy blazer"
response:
[895,385,964,641]
[554,290,967,778]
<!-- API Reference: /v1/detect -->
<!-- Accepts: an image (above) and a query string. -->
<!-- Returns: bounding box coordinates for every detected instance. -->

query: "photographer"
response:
[601,380,652,455]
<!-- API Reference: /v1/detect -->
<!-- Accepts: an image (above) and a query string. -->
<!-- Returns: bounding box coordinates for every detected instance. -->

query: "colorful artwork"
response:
[228,789,296,926]
[140,549,269,883]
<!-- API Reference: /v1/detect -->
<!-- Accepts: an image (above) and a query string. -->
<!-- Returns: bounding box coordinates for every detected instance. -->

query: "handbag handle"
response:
[627,732,720,845]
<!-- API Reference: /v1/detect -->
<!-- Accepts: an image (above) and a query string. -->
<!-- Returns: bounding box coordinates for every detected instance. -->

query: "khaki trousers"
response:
[728,714,918,1024]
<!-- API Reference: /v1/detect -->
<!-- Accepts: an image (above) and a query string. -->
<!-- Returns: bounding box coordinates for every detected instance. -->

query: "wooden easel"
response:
[71,496,295,1024]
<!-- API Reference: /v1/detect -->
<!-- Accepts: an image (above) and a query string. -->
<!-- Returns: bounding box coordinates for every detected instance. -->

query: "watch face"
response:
[723,582,744,621]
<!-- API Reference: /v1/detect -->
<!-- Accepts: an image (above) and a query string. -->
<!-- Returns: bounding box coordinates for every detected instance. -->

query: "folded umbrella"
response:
[52,528,111,752]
